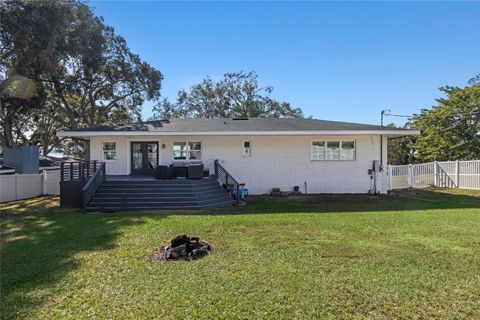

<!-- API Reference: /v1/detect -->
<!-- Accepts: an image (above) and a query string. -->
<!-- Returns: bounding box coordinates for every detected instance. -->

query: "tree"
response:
[410,76,480,162]
[0,0,162,156]
[152,71,303,119]
[387,135,416,165]
[1,0,85,148]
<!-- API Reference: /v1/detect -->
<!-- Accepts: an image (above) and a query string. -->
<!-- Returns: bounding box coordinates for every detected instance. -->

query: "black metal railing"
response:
[214,159,240,205]
[82,162,106,210]
[60,160,101,182]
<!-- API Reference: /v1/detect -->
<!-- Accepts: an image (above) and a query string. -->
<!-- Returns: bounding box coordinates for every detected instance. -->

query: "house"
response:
[57,118,418,203]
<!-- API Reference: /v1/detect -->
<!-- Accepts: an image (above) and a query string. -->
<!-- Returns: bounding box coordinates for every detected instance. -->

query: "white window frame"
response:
[311,141,326,161]
[242,140,251,156]
[172,141,202,161]
[102,141,117,161]
[311,140,356,161]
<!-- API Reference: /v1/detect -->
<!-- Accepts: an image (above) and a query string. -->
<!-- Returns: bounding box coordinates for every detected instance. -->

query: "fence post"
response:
[455,160,460,188]
[433,161,438,187]
[387,165,392,191]
[42,170,47,195]
[408,164,413,188]
[15,173,18,201]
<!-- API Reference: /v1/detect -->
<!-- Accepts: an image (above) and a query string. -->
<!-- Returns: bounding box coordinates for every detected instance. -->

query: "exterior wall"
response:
[89,134,388,194]
[89,136,153,175]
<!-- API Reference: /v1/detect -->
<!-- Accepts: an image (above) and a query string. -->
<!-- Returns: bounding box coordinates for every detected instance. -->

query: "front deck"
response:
[60,160,240,211]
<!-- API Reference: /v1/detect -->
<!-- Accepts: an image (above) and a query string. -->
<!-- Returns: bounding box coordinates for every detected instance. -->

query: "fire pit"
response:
[151,234,213,261]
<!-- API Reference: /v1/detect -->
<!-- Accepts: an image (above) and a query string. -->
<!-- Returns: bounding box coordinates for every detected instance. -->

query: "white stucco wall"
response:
[89,134,388,194]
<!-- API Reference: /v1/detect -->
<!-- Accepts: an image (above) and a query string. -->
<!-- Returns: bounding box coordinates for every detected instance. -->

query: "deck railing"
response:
[60,160,101,182]
[82,162,106,210]
[214,160,240,205]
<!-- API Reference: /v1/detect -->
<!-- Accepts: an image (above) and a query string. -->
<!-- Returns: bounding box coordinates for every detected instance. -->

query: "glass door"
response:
[131,142,159,175]
[146,143,158,171]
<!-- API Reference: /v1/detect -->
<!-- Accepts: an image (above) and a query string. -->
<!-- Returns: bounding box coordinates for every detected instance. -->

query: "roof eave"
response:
[56,129,420,137]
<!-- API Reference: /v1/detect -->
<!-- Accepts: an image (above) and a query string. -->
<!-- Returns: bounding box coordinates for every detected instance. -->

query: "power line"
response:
[387,113,411,118]
[381,109,413,126]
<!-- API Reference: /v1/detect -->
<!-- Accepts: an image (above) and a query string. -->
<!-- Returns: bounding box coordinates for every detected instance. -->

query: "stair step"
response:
[95,191,225,197]
[98,185,217,190]
[93,194,229,200]
[87,205,204,212]
[102,181,219,186]
[103,180,218,185]
[86,177,235,211]
[88,201,199,207]
[86,200,234,212]
[87,201,234,212]
[96,189,226,194]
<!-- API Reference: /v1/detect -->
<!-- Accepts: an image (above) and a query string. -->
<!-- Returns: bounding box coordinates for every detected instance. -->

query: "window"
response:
[243,141,251,156]
[326,141,340,160]
[188,142,202,160]
[173,142,187,159]
[340,141,355,160]
[311,141,325,160]
[103,142,116,160]
[173,142,201,160]
[311,140,355,161]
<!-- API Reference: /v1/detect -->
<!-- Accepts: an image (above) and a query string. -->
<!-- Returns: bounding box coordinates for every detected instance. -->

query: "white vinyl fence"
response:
[0,169,61,203]
[388,160,480,190]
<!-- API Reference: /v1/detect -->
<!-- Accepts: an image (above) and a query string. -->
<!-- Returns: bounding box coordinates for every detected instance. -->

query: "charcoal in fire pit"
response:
[153,235,213,261]
[170,234,190,247]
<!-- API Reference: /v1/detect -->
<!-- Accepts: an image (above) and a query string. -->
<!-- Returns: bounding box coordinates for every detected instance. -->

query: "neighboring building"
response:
[2,145,39,174]
[0,165,15,175]
[0,154,75,173]
[57,118,419,195]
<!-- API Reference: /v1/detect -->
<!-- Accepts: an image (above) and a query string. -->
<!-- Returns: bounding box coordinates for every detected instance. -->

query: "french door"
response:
[131,142,158,175]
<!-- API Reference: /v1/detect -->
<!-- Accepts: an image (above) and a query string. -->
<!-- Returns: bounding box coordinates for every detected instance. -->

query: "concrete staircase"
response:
[86,178,234,212]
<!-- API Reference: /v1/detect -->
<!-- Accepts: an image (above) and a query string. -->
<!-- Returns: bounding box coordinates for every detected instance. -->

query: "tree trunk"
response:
[82,140,90,161]
[2,117,15,147]
[42,143,49,156]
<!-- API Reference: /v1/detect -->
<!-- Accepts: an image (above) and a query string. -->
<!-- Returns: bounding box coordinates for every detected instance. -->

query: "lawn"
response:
[1,189,480,319]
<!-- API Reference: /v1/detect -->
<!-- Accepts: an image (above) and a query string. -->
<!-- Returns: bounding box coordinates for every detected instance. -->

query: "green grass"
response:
[1,189,480,319]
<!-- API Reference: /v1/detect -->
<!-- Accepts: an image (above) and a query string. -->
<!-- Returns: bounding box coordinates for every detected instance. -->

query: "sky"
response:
[91,1,480,127]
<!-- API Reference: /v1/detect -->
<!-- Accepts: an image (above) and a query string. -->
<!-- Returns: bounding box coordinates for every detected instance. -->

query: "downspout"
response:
[380,135,383,171]
[379,134,384,194]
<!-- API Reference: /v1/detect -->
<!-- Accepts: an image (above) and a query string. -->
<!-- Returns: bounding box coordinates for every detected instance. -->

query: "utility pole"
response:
[380,109,413,127]
[380,109,391,127]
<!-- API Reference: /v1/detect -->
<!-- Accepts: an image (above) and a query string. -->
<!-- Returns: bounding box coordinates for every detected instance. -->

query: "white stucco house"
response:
[57,117,419,195]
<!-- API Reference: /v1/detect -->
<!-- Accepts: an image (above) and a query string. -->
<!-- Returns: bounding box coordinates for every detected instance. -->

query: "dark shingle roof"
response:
[66,118,410,132]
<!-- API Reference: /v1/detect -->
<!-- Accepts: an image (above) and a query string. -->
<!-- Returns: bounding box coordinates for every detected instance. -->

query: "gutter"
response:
[57,129,421,137]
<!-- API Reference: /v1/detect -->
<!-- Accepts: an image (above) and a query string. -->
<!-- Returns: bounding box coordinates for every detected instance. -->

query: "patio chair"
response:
[155,165,169,179]
[187,164,204,179]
